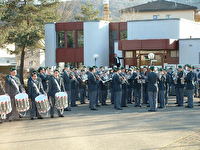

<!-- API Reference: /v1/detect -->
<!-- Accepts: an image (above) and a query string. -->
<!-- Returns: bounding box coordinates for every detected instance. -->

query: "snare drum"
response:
[35,95,50,114]
[15,93,30,112]
[55,92,68,110]
[0,95,12,115]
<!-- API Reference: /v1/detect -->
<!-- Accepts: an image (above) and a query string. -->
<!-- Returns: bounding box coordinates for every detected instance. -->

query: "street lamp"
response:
[148,53,154,66]
[93,54,99,66]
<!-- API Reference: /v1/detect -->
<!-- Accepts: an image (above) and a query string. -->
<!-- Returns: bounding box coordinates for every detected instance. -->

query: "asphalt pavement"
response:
[0,96,200,150]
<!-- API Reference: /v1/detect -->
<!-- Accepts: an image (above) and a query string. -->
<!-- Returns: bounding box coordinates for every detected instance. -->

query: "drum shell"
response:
[55,92,68,109]
[0,95,12,115]
[35,95,50,114]
[15,93,30,112]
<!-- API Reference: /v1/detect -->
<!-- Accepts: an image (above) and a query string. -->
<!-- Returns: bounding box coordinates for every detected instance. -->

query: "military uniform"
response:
[131,72,141,107]
[0,81,5,95]
[176,70,184,106]
[5,72,24,120]
[141,70,149,104]
[48,74,66,117]
[38,70,49,92]
[127,70,133,104]
[167,70,175,96]
[87,70,98,110]
[158,72,166,108]
[99,73,109,105]
[112,72,123,110]
[78,73,87,104]
[184,67,194,108]
[120,70,128,107]
[146,68,158,112]
[62,70,73,110]
[27,76,45,119]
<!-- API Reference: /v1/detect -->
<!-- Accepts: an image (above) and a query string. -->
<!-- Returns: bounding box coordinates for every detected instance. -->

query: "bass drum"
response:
[35,95,50,114]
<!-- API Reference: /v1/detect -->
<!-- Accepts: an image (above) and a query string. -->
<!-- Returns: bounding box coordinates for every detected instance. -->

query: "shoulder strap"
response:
[53,77,61,92]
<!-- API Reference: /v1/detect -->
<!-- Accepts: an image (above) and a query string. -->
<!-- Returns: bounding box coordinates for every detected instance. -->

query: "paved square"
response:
[0,97,200,150]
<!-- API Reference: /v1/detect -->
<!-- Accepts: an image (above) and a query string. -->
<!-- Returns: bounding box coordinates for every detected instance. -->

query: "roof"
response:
[120,0,198,14]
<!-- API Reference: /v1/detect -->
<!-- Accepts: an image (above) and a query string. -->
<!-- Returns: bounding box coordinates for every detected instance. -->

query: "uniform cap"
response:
[149,66,155,70]
[178,65,182,69]
[10,67,16,71]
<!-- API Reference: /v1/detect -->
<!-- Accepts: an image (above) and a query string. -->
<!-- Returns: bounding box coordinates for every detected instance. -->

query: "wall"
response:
[45,23,57,67]
[179,39,200,65]
[84,21,109,67]
[127,18,200,40]
[123,10,195,21]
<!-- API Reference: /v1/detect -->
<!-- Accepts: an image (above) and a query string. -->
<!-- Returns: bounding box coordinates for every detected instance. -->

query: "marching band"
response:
[0,63,200,123]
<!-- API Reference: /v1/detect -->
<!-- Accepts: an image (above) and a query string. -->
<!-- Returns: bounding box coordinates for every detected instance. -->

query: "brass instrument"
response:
[172,69,178,84]
[119,73,129,85]
[70,72,80,84]
[180,70,187,85]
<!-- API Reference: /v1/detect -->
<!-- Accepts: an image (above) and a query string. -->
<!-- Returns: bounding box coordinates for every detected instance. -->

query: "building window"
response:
[120,30,127,40]
[67,30,75,48]
[78,30,84,47]
[110,30,118,48]
[125,51,133,58]
[153,15,159,20]
[166,15,172,19]
[58,31,65,48]
[170,50,179,57]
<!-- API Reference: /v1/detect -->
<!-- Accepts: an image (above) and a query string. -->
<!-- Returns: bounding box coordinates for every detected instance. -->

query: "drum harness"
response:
[31,80,42,109]
[10,76,19,93]
[53,77,66,115]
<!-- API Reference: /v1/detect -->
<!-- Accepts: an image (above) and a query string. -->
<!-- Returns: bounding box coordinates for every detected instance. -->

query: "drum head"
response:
[15,93,28,100]
[55,92,67,97]
[35,95,47,102]
[0,95,10,103]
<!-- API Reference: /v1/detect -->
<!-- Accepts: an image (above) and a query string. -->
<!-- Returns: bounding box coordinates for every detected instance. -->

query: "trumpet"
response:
[70,73,79,84]
[119,74,130,85]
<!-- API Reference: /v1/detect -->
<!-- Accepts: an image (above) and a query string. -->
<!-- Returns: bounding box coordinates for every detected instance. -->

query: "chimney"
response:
[103,0,110,21]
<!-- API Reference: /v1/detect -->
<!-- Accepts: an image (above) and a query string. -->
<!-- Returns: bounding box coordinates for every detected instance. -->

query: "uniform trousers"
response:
[95,87,99,106]
[50,97,62,117]
[30,100,41,118]
[101,90,107,105]
[111,88,114,104]
[187,89,194,108]
[176,88,184,106]
[158,90,165,108]
[89,91,97,109]
[194,84,197,97]
[98,88,102,103]
[134,88,141,106]
[7,96,19,120]
[143,84,149,104]
[71,89,76,106]
[148,91,157,111]
[169,84,175,96]
[121,89,127,107]
[80,88,86,104]
[165,84,168,105]
[66,90,71,109]
[114,91,122,109]
[127,88,133,103]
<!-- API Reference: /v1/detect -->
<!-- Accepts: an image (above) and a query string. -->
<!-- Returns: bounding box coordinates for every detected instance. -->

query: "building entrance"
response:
[139,53,164,68]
